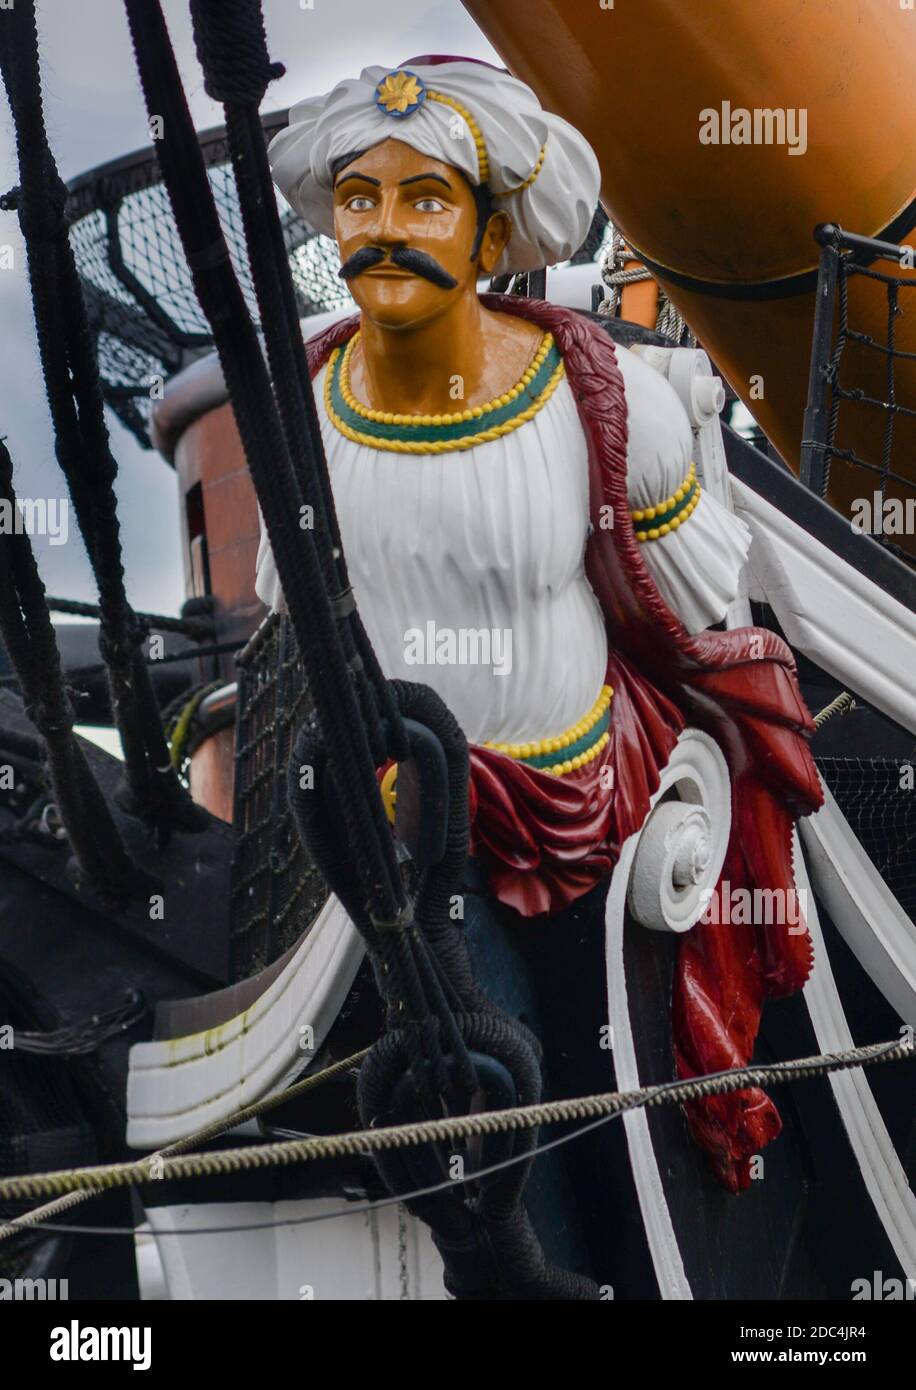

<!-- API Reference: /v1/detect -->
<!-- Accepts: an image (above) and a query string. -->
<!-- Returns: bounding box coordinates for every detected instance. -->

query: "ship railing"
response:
[800,222,916,517]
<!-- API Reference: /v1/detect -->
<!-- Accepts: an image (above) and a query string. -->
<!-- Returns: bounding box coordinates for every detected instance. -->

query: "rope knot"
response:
[188,0,284,106]
[17,170,69,245]
[97,613,148,669]
[24,698,73,740]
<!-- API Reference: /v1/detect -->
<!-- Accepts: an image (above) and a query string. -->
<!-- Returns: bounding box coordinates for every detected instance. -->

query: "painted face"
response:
[333,138,498,330]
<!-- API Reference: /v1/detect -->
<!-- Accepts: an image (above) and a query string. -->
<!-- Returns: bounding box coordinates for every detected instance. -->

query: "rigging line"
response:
[0,1047,370,1244]
[44,598,215,642]
[0,641,246,690]
[0,0,204,837]
[123,0,405,921]
[1,1036,910,1240]
[0,442,137,897]
[0,1036,909,1214]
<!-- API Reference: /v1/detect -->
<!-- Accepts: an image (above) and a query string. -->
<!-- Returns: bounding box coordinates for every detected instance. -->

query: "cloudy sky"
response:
[0,0,500,614]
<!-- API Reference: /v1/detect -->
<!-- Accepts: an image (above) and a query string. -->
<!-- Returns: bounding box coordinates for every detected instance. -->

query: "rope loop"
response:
[188,0,284,106]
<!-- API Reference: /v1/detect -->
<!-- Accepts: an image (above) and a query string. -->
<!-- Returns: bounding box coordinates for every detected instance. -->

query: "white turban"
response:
[267,57,601,274]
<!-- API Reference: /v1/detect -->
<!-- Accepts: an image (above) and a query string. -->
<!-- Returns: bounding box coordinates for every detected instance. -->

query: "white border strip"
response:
[731,476,916,735]
[797,830,916,1281]
[127,895,364,1148]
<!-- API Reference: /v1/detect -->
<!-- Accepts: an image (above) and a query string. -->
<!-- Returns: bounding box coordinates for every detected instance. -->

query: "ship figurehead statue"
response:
[257,56,824,1193]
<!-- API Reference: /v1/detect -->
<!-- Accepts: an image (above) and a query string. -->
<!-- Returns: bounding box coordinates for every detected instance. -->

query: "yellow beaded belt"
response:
[630,462,701,542]
[483,684,613,777]
[379,684,613,822]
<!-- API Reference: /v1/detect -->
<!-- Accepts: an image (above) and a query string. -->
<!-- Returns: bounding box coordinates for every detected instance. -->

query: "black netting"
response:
[0,986,96,1276]
[66,113,353,449]
[802,227,916,565]
[67,112,611,449]
[229,613,328,981]
[816,757,916,921]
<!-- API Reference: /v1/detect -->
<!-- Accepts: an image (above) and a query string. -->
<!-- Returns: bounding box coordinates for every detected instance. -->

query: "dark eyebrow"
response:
[398,172,452,190]
[334,171,381,190]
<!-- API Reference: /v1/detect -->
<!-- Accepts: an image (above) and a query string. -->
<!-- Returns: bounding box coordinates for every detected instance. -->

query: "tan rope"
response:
[0,1038,910,1207]
[814,691,856,728]
[597,227,695,345]
[0,1046,369,1242]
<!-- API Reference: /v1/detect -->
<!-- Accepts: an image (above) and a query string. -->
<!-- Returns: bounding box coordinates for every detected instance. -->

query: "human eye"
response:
[346,195,375,211]
[414,197,445,213]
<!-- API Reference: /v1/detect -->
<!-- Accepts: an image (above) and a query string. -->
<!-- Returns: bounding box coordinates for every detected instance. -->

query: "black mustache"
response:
[338,245,458,290]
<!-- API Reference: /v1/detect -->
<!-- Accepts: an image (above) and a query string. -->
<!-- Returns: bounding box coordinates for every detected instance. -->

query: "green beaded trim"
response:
[644,479,699,531]
[521,708,611,770]
[328,340,564,444]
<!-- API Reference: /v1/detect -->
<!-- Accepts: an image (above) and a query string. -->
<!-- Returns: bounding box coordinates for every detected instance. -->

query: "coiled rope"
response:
[598,227,695,345]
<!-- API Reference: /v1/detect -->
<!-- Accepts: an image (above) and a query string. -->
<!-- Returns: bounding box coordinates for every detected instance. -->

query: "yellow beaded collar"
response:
[324,330,565,455]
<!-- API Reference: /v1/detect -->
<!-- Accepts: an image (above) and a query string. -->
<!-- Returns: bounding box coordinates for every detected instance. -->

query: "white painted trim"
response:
[141,1200,446,1300]
[731,476,916,734]
[797,832,916,1282]
[605,729,730,1301]
[606,832,692,1300]
[801,784,916,1026]
[126,895,364,1149]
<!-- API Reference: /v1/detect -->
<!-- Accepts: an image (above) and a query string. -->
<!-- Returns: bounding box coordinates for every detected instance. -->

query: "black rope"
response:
[0,440,139,901]
[123,0,406,927]
[44,597,215,642]
[288,679,594,1298]
[188,0,284,106]
[10,991,147,1056]
[0,639,245,692]
[881,279,899,500]
[0,0,207,840]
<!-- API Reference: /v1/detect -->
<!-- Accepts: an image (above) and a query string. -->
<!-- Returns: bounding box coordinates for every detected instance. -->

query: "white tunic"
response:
[255,346,750,747]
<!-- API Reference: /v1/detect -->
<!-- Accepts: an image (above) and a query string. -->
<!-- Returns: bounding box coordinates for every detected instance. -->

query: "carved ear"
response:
[477,211,512,275]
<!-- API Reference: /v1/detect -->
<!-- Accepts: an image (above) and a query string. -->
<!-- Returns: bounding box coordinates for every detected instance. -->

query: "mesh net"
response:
[822,261,916,498]
[67,113,613,449]
[816,756,916,921]
[229,614,328,981]
[803,232,916,564]
[66,113,354,449]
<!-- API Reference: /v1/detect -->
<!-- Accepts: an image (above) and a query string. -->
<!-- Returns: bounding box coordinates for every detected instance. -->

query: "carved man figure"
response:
[257,57,822,1190]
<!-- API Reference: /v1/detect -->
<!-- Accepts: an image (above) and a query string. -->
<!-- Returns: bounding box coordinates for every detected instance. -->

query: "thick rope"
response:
[0,1037,909,1205]
[814,691,855,728]
[0,440,138,899]
[45,598,214,642]
[0,1047,369,1242]
[598,227,695,345]
[123,0,407,924]
[0,1,206,839]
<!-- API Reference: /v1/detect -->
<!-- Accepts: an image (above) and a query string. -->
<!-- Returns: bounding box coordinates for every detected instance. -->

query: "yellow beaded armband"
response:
[630,462,701,542]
